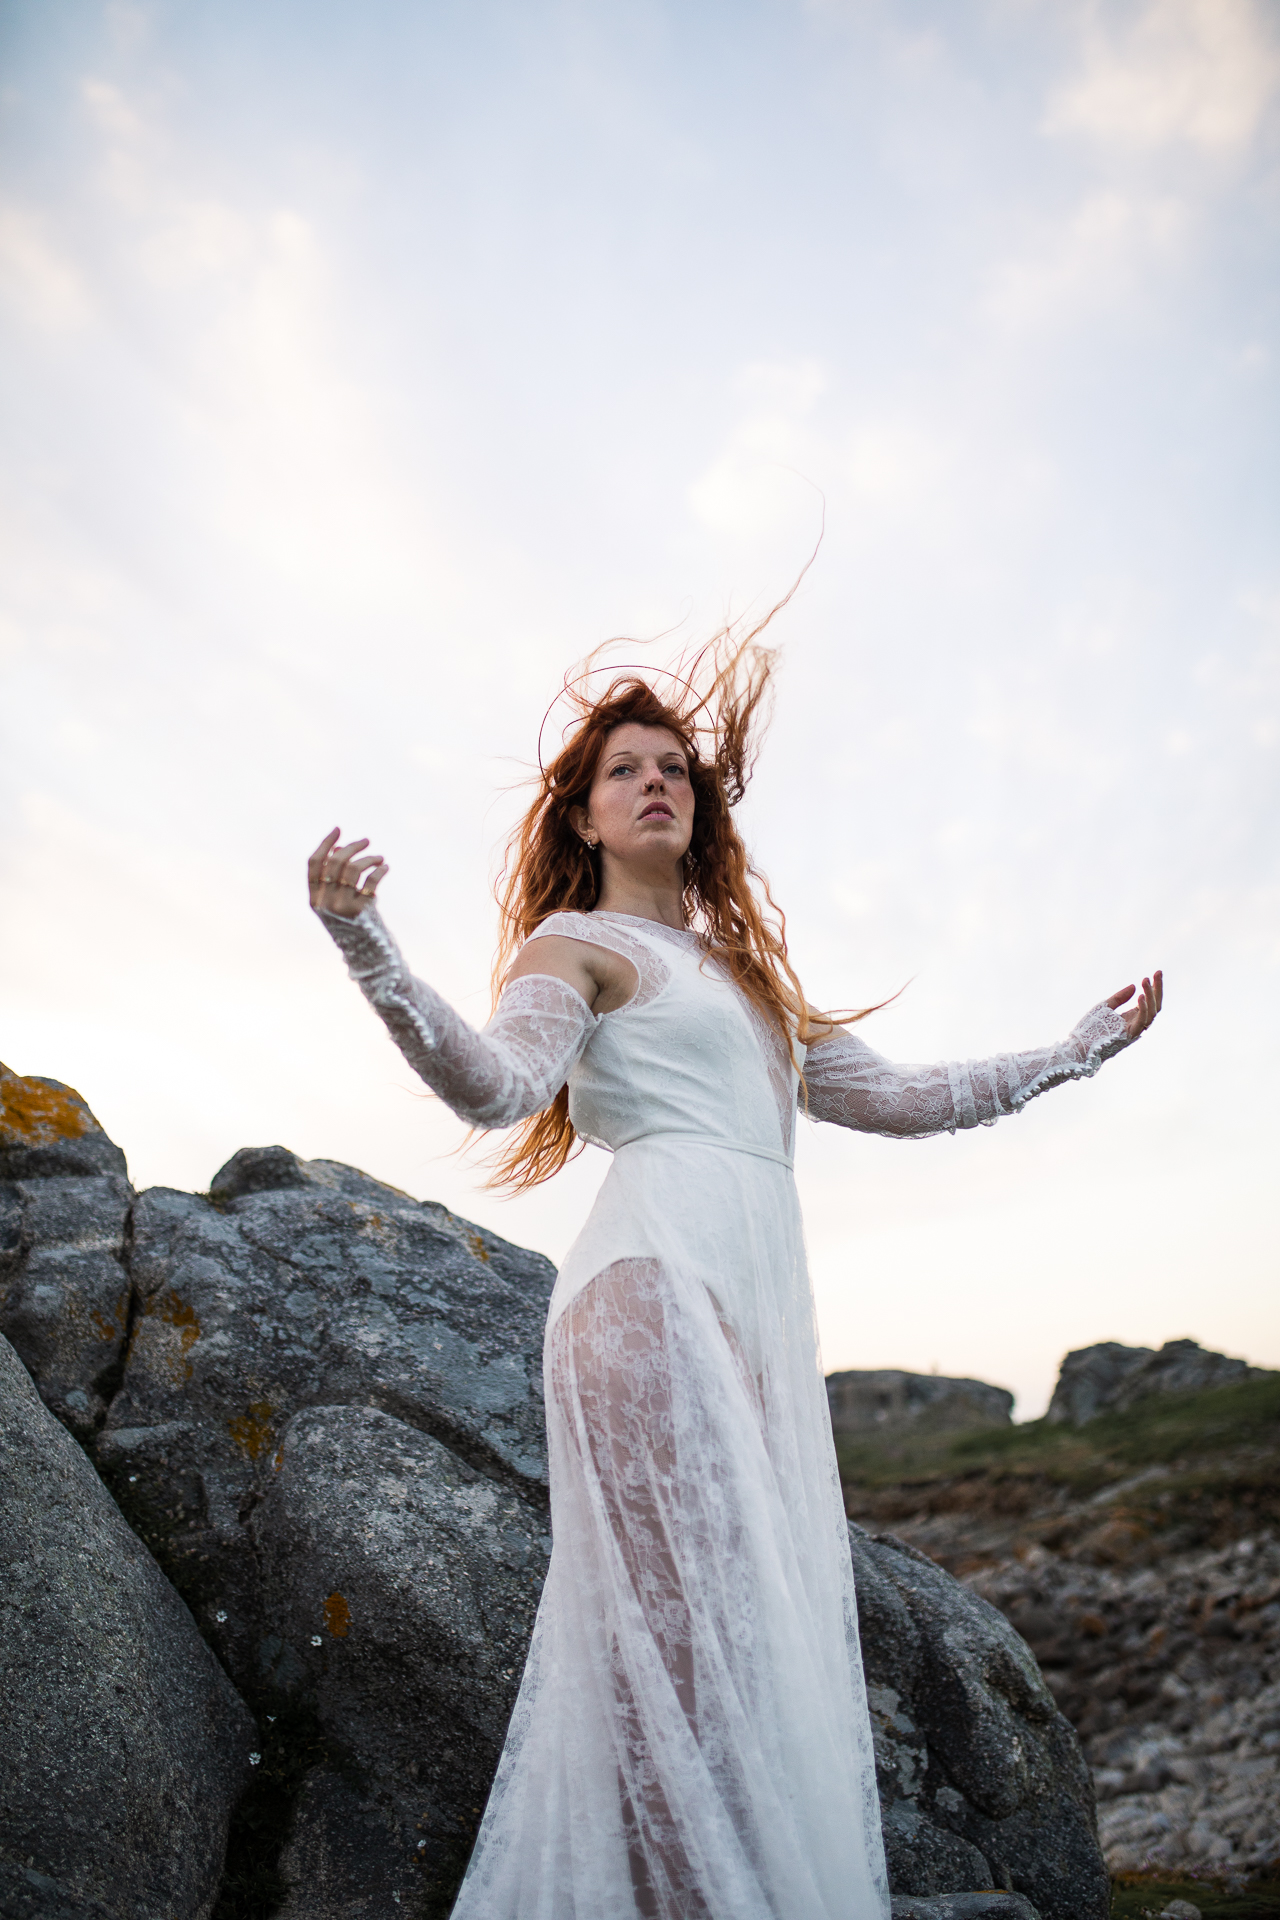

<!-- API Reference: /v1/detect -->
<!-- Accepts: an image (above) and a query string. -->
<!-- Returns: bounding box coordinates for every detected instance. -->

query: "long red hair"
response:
[487,596,866,1192]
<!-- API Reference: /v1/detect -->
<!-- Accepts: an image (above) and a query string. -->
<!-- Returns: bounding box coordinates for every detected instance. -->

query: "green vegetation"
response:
[835,1375,1280,1497]
[1110,1869,1280,1918]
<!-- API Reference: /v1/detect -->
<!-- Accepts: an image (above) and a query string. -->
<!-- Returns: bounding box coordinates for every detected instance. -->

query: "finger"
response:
[308,827,341,879]
[358,861,389,896]
[1106,985,1136,1010]
[1152,969,1163,1013]
[347,853,383,878]
[331,838,371,885]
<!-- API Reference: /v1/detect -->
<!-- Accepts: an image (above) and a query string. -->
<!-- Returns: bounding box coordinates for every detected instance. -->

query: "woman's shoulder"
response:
[527,909,606,944]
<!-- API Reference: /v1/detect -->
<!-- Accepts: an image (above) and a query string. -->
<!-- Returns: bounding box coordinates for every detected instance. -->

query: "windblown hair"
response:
[488,580,865,1192]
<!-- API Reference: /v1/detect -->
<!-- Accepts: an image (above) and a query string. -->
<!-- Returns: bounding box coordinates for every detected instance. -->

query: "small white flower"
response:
[215,1610,228,1623]
[311,1635,323,1646]
[392,1897,401,1906]
[266,1714,276,1724]
[248,1752,261,1766]
[127,1474,138,1483]
[417,1841,427,1852]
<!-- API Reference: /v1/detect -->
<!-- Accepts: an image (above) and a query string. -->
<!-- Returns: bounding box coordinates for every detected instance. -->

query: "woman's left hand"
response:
[1106,971,1163,1042]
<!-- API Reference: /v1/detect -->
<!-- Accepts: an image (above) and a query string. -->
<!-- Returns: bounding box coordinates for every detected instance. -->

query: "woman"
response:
[308,636,1161,1920]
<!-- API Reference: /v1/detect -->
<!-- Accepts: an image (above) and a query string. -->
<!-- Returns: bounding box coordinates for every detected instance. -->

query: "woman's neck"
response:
[594,858,687,929]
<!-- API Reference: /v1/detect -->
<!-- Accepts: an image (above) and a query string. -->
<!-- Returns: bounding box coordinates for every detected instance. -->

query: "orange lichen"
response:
[90,1291,130,1345]
[0,1069,92,1146]
[141,1289,202,1382]
[228,1401,276,1462]
[466,1230,490,1265]
[323,1592,351,1638]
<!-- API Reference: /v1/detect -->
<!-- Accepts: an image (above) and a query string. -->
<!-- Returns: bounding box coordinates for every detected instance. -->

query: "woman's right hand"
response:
[308,828,388,919]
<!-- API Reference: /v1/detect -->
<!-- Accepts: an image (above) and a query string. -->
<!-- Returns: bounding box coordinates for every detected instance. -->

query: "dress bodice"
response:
[528,912,801,1164]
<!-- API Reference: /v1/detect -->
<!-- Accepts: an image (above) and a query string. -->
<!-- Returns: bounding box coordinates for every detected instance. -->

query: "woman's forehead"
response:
[601,721,688,760]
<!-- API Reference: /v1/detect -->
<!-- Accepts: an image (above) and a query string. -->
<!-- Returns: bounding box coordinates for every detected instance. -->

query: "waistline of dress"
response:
[610,1131,794,1171]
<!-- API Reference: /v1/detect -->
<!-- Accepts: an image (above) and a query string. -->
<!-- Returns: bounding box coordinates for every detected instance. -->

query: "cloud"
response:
[0,205,92,330]
[1047,0,1280,155]
[687,360,948,539]
[983,187,1187,332]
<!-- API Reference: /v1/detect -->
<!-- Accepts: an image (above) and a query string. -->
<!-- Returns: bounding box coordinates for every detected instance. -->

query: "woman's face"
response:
[572,722,695,870]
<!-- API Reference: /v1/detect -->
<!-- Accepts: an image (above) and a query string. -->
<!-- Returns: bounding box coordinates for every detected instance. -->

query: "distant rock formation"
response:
[828,1368,1014,1436]
[1,1061,1107,1919]
[1046,1339,1272,1426]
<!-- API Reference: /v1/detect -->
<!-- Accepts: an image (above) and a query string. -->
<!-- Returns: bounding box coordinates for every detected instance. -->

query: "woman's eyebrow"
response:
[600,745,688,770]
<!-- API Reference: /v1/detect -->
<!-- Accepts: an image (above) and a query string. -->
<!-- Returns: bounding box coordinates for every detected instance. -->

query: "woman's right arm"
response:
[308,830,599,1130]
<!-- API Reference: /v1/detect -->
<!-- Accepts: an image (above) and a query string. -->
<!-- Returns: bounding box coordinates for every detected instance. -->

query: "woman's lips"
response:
[639,805,674,821]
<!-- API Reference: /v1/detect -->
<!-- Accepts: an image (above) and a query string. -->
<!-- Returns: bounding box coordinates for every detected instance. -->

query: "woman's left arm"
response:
[804,974,1162,1138]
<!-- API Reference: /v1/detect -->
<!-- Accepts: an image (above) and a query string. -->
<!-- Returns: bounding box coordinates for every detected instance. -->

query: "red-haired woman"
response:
[308,636,1160,1920]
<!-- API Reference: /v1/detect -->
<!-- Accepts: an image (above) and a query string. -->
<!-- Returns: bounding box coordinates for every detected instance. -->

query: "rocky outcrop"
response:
[1,1071,1111,1918]
[1046,1340,1270,1426]
[96,1145,555,1691]
[852,1524,1109,1920]
[88,1143,557,1907]
[0,1062,134,1438]
[828,1368,1013,1436]
[969,1534,1280,1877]
[0,1330,255,1920]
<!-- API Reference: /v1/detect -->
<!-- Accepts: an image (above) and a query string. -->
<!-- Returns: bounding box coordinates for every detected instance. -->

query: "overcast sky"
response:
[3,0,1277,1416]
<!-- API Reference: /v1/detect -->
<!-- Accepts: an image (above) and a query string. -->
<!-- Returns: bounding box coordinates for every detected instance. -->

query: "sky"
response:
[2,0,1277,1418]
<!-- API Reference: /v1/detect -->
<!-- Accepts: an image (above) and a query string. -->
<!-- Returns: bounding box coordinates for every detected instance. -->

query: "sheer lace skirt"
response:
[450,1145,889,1920]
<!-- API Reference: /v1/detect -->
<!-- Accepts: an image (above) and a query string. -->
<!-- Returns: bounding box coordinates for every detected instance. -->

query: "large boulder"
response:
[96,1146,556,1690]
[0,1331,255,1920]
[0,1063,133,1438]
[851,1523,1109,1920]
[1046,1338,1270,1425]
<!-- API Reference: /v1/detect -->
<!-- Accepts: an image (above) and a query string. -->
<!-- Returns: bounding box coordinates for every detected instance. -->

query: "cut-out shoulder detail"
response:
[529,911,671,1014]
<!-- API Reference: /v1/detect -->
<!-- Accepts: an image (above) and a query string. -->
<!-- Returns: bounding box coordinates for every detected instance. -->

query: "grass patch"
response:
[836,1376,1280,1496]
[1110,1869,1280,1918]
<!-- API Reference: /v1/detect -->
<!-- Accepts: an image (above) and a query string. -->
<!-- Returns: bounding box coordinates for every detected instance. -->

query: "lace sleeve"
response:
[318,905,598,1129]
[803,1002,1134,1138]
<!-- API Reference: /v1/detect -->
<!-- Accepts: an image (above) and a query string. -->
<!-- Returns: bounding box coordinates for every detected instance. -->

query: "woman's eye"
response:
[609,763,632,776]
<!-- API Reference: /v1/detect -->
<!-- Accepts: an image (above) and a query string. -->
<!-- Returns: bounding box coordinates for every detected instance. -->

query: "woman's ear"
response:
[568,804,591,841]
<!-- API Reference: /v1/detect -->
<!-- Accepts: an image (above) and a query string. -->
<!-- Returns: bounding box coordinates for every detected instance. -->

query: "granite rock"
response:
[851,1523,1108,1920]
[0,1330,255,1920]
[890,1898,1041,1920]
[0,1063,133,1438]
[96,1146,556,1688]
[256,1404,551,1917]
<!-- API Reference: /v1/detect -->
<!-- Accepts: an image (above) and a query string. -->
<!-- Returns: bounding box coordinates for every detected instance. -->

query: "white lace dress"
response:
[320,904,1134,1920]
